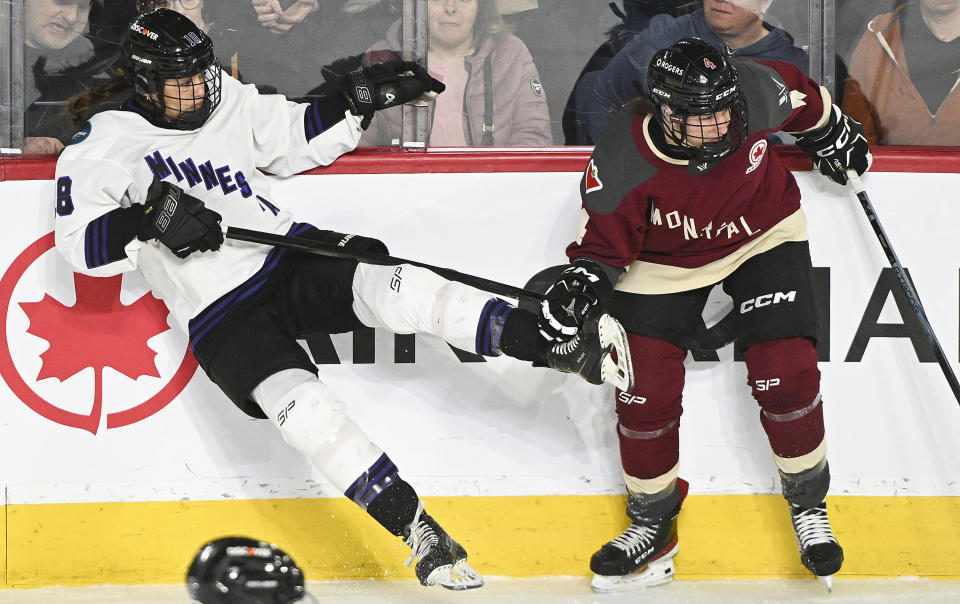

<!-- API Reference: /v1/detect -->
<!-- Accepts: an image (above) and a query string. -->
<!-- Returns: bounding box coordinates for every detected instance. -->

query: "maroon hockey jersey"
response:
[570,59,831,295]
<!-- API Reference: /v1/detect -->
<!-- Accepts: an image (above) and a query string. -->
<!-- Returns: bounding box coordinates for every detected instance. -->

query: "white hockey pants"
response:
[350,263,496,353]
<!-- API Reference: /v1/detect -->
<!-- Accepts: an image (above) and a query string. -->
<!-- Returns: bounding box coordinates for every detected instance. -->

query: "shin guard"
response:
[616,334,686,480]
[744,338,825,459]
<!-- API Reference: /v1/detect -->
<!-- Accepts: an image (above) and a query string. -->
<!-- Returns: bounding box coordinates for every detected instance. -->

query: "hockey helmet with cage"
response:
[646,37,747,165]
[186,536,306,604]
[119,8,221,130]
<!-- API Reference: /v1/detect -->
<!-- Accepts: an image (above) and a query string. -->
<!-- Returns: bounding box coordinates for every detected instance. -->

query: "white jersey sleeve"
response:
[228,76,365,176]
[54,132,146,277]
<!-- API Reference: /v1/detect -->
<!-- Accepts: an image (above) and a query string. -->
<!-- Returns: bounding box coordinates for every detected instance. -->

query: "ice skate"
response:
[589,479,687,593]
[789,500,843,591]
[545,309,634,391]
[403,501,484,590]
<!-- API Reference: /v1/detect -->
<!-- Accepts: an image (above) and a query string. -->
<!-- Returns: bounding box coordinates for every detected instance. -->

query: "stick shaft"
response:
[847,172,960,406]
[224,226,545,304]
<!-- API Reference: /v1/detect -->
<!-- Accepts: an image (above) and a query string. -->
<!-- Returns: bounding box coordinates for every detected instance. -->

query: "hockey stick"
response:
[223,226,546,305]
[847,171,960,406]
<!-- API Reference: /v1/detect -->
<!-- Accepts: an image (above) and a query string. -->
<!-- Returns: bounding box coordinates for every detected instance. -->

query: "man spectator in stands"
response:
[565,0,807,145]
[843,0,960,145]
[23,0,94,154]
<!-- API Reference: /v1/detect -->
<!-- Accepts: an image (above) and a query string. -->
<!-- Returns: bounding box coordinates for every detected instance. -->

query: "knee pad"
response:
[262,379,350,455]
[744,338,825,458]
[616,334,686,479]
[253,370,383,493]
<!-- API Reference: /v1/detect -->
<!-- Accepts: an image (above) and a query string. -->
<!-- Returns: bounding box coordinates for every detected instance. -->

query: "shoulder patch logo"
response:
[584,159,603,193]
[530,77,544,97]
[67,122,91,146]
[746,139,768,174]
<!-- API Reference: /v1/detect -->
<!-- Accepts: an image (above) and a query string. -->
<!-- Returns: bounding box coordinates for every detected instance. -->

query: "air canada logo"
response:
[746,139,768,174]
[0,233,198,434]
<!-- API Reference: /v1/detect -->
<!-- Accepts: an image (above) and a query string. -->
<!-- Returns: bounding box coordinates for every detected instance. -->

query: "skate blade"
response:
[598,314,634,391]
[818,574,834,592]
[426,559,485,591]
[590,545,677,593]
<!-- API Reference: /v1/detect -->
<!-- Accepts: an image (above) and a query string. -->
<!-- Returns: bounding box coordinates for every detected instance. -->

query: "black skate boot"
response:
[781,460,843,591]
[589,478,689,592]
[789,500,843,591]
[403,501,484,590]
[544,309,634,391]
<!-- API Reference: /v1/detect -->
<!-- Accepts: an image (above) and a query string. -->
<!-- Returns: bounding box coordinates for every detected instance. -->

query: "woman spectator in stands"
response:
[843,0,960,145]
[360,0,552,146]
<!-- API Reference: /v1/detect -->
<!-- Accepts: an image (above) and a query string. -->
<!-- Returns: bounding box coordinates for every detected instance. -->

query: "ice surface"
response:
[2,577,960,603]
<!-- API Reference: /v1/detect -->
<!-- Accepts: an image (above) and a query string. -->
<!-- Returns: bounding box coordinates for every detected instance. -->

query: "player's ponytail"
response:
[66,70,131,129]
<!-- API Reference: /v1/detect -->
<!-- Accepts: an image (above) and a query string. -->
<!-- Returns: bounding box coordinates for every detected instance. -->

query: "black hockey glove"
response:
[539,259,614,343]
[341,60,445,129]
[794,104,871,186]
[138,180,223,259]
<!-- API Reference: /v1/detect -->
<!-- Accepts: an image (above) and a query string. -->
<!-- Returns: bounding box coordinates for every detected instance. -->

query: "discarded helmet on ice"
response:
[186,536,306,603]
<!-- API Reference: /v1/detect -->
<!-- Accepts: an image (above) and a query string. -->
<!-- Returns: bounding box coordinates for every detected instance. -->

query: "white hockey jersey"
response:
[55,72,364,331]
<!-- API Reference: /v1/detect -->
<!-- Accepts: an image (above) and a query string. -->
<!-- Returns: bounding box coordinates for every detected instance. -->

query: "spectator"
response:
[503,1,614,145]
[564,0,807,145]
[210,1,394,97]
[23,0,95,154]
[557,1,700,145]
[842,0,960,145]
[250,0,317,34]
[837,0,899,61]
[360,0,552,146]
[613,0,704,32]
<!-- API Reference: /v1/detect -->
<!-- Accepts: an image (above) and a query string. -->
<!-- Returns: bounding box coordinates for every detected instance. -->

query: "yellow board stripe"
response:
[3,494,960,587]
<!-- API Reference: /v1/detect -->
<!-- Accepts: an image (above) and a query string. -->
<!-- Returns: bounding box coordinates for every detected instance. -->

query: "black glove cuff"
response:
[344,69,376,118]
[795,104,840,149]
[138,182,182,242]
[571,257,617,306]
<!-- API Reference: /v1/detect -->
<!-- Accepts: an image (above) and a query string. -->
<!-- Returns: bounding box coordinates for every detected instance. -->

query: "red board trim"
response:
[2,145,959,181]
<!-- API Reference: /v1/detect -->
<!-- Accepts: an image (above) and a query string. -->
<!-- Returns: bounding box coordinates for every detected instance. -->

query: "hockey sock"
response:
[365,477,421,537]
[492,308,541,362]
[476,298,513,356]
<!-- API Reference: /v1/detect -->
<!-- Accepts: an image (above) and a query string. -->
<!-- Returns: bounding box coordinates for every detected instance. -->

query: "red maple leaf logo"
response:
[19,273,171,433]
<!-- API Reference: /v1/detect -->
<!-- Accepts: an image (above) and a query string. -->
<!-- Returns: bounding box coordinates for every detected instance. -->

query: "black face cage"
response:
[128,54,222,130]
[653,91,748,163]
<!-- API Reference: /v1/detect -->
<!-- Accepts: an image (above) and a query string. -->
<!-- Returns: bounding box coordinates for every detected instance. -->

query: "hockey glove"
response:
[341,60,445,129]
[539,259,614,343]
[138,180,223,259]
[795,104,871,186]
